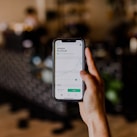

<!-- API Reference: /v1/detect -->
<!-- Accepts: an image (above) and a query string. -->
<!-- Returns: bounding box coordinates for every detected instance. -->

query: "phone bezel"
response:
[52,38,85,102]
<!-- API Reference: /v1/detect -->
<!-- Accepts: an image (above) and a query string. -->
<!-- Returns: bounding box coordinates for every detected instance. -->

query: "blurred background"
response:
[0,0,137,137]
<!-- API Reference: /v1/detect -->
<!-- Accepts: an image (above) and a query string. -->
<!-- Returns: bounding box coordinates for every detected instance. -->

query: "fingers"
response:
[85,47,101,82]
[80,70,96,90]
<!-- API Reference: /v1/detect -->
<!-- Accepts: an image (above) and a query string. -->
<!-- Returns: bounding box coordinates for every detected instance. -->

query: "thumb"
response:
[80,70,95,90]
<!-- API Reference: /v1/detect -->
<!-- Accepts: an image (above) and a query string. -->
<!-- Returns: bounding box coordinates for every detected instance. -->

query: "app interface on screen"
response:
[55,40,84,100]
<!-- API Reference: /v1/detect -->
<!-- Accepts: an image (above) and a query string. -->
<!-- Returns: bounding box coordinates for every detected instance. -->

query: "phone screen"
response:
[53,39,85,101]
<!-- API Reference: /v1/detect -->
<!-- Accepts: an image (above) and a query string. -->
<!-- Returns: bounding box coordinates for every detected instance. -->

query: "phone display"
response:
[52,38,85,101]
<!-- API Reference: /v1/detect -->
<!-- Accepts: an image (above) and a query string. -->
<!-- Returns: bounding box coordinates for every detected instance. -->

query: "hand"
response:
[79,47,111,137]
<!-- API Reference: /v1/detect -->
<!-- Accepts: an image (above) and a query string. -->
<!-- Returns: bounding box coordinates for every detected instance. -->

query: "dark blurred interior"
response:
[0,0,137,136]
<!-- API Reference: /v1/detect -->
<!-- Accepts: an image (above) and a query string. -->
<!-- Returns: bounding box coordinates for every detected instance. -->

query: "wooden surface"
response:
[0,104,137,137]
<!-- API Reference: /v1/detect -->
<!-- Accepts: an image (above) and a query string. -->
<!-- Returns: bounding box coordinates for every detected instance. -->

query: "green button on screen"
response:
[68,89,81,92]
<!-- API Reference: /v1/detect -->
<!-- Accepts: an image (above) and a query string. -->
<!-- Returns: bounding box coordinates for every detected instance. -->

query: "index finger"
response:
[85,47,101,81]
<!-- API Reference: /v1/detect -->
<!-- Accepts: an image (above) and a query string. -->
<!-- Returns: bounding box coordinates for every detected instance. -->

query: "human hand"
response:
[79,48,111,137]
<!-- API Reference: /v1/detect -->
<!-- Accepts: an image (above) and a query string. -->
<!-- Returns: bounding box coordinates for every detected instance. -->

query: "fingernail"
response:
[80,70,86,75]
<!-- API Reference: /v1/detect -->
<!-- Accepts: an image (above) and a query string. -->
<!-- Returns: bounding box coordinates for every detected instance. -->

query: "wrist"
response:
[86,108,106,126]
[86,111,111,137]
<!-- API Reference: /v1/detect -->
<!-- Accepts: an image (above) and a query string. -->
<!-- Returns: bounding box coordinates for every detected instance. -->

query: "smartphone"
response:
[52,38,85,101]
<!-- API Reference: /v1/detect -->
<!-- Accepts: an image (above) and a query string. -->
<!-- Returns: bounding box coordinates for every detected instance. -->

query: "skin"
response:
[79,47,111,137]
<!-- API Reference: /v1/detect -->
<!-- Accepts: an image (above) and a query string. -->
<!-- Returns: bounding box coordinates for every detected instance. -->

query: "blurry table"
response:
[0,48,67,116]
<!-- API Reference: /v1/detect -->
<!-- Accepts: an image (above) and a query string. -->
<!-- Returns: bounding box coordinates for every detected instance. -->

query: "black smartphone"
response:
[52,38,85,101]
